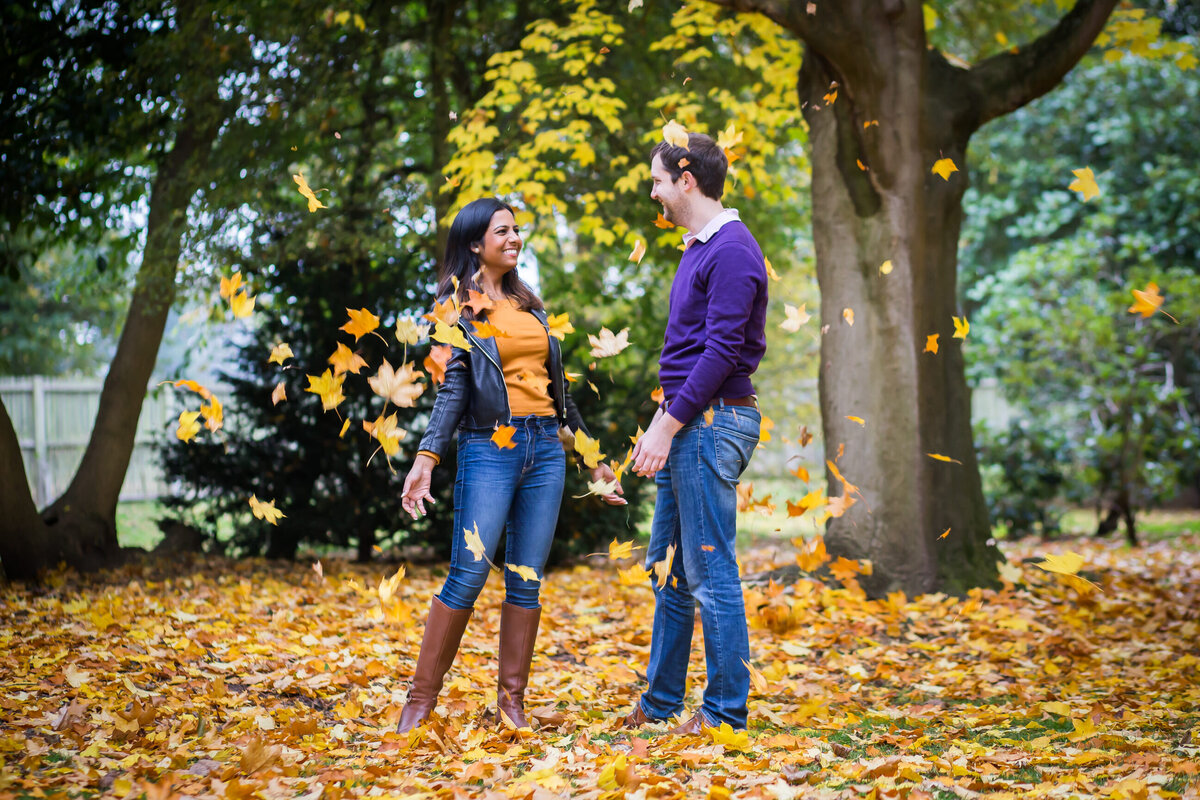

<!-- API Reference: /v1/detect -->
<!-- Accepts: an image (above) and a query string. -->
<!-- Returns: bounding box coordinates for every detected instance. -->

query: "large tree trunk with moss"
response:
[711,0,1119,595]
[0,104,220,582]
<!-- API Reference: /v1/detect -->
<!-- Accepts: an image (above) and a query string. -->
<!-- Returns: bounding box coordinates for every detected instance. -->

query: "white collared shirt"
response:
[682,208,741,249]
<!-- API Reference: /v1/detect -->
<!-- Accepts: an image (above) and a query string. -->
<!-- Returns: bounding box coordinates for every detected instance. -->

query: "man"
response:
[625,131,769,733]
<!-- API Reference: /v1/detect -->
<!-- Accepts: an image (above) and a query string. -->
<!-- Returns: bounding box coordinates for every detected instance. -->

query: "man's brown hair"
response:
[650,132,728,201]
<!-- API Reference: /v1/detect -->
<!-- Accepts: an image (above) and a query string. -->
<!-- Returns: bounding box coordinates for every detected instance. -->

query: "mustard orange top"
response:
[488,298,555,416]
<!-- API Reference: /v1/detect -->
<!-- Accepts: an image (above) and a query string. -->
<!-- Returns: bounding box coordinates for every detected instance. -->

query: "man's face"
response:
[650,154,686,223]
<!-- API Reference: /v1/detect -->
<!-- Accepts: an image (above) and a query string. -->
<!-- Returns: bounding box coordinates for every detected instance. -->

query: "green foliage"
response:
[976,419,1072,539]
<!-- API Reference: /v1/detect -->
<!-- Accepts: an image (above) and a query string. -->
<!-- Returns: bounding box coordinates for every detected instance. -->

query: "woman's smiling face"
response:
[475,209,522,273]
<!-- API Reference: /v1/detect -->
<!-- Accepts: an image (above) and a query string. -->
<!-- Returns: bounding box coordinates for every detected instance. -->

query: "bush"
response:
[976,419,1073,539]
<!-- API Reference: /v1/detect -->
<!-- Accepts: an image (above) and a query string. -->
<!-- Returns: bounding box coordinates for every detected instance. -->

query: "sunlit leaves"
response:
[368,360,424,408]
[588,326,630,357]
[651,543,676,588]
[662,119,689,148]
[292,171,327,212]
[268,343,294,365]
[219,271,243,300]
[364,413,406,460]
[229,291,256,319]
[1127,281,1178,323]
[780,303,810,332]
[395,318,429,346]
[341,308,381,341]
[462,522,489,563]
[931,157,958,181]
[328,343,367,376]
[432,320,472,350]
[377,566,406,604]
[952,316,970,339]
[1068,166,1100,201]
[573,429,605,468]
[547,312,574,340]
[492,425,517,449]
[248,494,285,525]
[305,369,346,412]
[176,411,201,443]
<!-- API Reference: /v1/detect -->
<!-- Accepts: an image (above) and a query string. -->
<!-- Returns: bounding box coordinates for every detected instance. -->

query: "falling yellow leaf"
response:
[653,212,674,229]
[492,425,517,450]
[742,659,769,694]
[365,413,406,457]
[176,411,202,443]
[842,307,854,326]
[328,342,367,376]
[608,539,640,560]
[368,359,425,408]
[588,326,631,358]
[845,415,865,426]
[927,452,963,464]
[823,89,838,104]
[924,334,940,354]
[650,385,665,404]
[952,316,970,339]
[1127,282,1177,322]
[703,407,715,426]
[230,291,256,319]
[463,523,488,563]
[1068,167,1100,201]
[200,395,223,433]
[471,321,508,339]
[339,418,351,438]
[662,119,689,148]
[249,495,285,525]
[395,318,429,345]
[293,171,327,212]
[219,271,243,299]
[463,288,494,316]
[271,381,287,406]
[939,527,952,539]
[1036,551,1085,576]
[341,308,380,341]
[617,563,651,586]
[764,257,781,281]
[424,296,460,327]
[268,343,293,365]
[506,563,540,583]
[759,415,774,443]
[652,543,676,588]
[170,379,212,399]
[790,464,809,483]
[794,535,829,571]
[931,157,958,181]
[573,429,605,468]
[629,239,646,264]
[780,303,810,332]
[432,320,472,350]
[305,369,346,412]
[547,312,574,340]
[879,260,894,275]
[378,566,406,604]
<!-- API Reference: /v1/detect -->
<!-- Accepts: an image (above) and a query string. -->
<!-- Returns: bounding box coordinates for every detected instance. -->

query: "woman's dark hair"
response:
[437,197,543,318]
[650,132,727,201]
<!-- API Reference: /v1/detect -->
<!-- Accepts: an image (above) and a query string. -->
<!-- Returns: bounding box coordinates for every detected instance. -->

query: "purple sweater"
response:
[660,220,768,423]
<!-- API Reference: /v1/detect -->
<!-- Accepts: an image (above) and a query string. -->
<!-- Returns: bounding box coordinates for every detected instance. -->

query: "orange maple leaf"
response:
[492,425,517,449]
[328,342,367,376]
[1128,282,1178,323]
[424,345,452,385]
[341,307,381,341]
[652,213,674,229]
[464,289,494,316]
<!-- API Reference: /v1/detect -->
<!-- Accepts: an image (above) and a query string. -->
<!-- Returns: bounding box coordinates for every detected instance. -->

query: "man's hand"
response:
[401,453,438,519]
[632,411,684,478]
[589,462,627,506]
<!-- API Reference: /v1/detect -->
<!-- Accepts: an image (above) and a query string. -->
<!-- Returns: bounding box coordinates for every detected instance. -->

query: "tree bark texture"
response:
[0,400,56,581]
[705,0,1118,595]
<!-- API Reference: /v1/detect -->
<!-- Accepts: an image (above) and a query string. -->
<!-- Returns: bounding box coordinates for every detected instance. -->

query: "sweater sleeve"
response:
[666,244,763,424]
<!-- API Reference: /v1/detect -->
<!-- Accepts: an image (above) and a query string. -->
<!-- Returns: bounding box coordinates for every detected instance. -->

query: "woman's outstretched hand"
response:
[402,454,438,519]
[589,462,627,506]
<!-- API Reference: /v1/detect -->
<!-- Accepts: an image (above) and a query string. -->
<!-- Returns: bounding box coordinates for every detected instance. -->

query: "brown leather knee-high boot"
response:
[396,596,473,733]
[495,602,541,728]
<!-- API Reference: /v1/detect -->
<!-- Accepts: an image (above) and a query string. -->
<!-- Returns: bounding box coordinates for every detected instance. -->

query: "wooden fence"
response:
[1,375,1020,507]
[0,377,177,508]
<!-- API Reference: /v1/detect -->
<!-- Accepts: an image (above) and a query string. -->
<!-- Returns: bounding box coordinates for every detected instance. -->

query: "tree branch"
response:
[969,0,1119,128]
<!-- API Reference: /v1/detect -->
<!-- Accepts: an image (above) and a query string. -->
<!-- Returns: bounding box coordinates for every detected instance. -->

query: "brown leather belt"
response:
[719,396,757,408]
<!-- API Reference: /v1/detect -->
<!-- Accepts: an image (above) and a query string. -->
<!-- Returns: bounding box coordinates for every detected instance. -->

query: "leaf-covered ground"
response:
[2,536,1198,800]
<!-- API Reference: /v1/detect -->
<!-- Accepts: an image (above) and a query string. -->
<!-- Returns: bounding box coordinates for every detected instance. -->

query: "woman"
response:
[398,197,625,732]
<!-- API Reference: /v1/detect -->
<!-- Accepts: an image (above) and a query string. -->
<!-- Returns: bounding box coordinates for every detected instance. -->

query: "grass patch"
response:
[116,500,167,550]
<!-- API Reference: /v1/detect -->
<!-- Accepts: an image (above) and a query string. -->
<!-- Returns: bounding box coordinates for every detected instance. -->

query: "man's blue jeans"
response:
[437,415,565,611]
[637,402,760,729]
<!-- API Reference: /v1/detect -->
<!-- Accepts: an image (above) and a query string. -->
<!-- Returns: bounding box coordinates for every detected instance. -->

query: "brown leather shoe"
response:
[396,596,473,733]
[666,710,711,736]
[621,703,651,729]
[495,602,541,729]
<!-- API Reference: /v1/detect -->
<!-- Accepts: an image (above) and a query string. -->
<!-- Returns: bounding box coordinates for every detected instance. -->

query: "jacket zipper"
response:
[460,320,512,424]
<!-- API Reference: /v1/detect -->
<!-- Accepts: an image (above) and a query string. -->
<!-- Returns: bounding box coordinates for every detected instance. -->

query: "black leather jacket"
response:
[417,305,591,460]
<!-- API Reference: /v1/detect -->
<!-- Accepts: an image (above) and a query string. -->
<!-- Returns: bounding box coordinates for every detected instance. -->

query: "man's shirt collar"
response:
[682,208,740,249]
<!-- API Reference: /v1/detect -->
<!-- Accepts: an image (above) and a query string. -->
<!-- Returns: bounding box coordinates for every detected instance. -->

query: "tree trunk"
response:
[706,0,1118,596]
[0,400,56,581]
[3,100,222,578]
[800,27,998,596]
